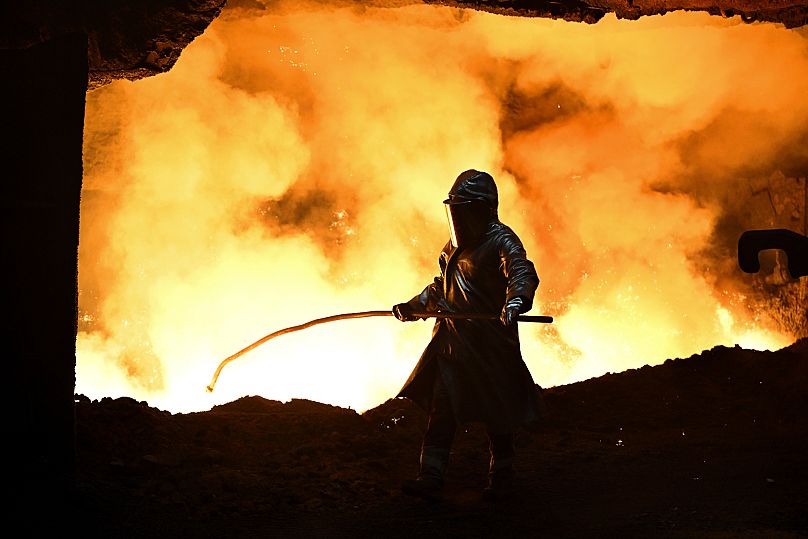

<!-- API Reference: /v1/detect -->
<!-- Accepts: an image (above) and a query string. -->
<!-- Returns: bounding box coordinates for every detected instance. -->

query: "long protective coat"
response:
[397,220,544,433]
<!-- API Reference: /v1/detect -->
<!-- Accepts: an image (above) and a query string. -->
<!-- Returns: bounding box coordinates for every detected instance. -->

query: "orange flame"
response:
[77,3,804,413]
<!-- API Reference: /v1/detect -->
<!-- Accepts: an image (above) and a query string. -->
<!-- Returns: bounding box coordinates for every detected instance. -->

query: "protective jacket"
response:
[397,220,544,433]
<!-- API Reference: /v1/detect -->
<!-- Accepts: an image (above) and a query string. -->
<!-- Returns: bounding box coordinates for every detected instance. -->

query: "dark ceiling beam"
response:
[1,1,805,91]
[426,0,808,28]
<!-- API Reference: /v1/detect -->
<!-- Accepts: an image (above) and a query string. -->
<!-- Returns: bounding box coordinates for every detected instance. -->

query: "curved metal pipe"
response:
[738,228,808,278]
[205,310,553,392]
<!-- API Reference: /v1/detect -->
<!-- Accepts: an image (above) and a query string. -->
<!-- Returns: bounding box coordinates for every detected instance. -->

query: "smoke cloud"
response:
[78,1,807,413]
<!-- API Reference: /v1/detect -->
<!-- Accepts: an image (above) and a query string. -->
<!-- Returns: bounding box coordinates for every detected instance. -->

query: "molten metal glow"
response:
[77,2,805,413]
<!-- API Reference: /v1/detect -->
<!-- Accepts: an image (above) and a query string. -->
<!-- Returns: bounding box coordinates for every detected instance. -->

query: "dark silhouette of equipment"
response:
[738,228,808,279]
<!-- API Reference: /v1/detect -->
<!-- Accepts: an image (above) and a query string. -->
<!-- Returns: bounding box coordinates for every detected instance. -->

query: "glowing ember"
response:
[77,2,805,413]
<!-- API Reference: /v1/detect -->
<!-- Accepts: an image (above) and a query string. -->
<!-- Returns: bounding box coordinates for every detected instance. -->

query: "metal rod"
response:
[411,311,553,323]
[205,309,553,392]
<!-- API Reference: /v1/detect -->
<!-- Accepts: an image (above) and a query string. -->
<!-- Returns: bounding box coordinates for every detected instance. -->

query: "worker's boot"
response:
[482,433,514,501]
[401,445,449,501]
[482,462,514,501]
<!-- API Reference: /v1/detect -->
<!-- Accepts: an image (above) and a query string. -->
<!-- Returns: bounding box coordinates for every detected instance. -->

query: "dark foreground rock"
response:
[64,339,807,538]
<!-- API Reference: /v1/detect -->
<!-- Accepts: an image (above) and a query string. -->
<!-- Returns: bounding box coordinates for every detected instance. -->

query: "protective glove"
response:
[500,296,526,326]
[393,303,418,322]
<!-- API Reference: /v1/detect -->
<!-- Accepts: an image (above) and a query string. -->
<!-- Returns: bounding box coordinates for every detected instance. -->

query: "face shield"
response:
[445,199,491,248]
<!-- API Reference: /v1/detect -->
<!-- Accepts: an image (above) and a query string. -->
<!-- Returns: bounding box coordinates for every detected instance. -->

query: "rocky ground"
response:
[63,338,807,538]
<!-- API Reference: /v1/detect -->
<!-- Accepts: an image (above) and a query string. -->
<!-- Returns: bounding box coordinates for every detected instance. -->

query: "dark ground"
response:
[63,339,807,538]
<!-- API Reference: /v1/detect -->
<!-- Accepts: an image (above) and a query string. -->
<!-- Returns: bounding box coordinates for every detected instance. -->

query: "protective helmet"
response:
[444,170,497,248]
[443,169,498,210]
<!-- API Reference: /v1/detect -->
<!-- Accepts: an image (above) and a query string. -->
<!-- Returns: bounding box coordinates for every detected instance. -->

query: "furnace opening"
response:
[77,1,807,413]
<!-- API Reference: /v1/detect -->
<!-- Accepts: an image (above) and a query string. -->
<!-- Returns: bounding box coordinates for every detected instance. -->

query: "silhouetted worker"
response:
[392,169,544,502]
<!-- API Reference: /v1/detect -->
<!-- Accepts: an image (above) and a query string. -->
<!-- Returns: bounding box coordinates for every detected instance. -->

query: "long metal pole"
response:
[205,310,553,392]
